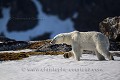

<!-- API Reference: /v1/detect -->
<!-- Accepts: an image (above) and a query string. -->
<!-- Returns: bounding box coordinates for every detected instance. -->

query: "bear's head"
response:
[50,34,65,44]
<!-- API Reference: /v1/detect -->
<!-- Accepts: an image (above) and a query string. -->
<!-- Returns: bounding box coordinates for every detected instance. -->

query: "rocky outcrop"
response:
[39,0,120,31]
[1,0,120,41]
[36,43,71,52]
[0,37,72,52]
[0,36,29,51]
[0,39,119,61]
[99,16,120,41]
[110,42,120,51]
[0,41,29,51]
[99,16,120,50]
[26,40,51,49]
[0,0,38,32]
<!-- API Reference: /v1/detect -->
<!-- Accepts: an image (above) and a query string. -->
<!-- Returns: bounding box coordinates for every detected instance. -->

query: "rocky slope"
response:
[99,16,120,51]
[1,0,120,40]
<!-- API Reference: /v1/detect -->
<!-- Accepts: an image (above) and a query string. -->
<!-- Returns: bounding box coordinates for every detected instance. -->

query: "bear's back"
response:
[78,32,100,41]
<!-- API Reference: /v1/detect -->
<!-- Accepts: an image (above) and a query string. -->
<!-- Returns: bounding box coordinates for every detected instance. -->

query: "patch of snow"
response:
[110,51,120,53]
[0,0,74,41]
[0,53,120,80]
[0,49,32,53]
[0,8,10,37]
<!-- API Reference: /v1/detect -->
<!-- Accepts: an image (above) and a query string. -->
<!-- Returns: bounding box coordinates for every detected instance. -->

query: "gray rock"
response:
[0,41,29,51]
[99,16,120,41]
[99,16,120,51]
[36,43,72,52]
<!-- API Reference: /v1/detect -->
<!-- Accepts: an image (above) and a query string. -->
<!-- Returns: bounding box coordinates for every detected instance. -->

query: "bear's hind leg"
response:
[95,50,106,61]
[73,51,81,61]
[96,46,114,60]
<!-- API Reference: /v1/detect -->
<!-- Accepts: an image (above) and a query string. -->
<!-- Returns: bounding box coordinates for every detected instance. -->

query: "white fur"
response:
[51,31,114,61]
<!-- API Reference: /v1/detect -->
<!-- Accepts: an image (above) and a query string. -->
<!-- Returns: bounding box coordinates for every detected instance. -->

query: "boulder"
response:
[99,16,120,41]
[0,41,29,51]
[99,16,120,50]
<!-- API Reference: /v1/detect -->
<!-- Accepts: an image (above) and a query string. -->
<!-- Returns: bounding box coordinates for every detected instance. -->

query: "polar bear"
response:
[50,31,114,61]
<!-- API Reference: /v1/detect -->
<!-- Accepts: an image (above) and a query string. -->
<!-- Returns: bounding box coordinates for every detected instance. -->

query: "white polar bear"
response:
[51,31,114,61]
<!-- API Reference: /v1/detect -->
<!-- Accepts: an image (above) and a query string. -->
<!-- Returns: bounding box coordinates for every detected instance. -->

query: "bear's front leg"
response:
[72,42,82,61]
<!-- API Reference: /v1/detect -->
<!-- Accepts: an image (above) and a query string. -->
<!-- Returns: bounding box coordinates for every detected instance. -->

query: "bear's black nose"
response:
[50,39,55,44]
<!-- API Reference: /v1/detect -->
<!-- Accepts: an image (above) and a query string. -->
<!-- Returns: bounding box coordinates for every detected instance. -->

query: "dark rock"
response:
[0,8,2,18]
[0,36,15,42]
[27,40,51,49]
[110,42,120,51]
[99,16,120,51]
[36,43,72,52]
[0,41,29,51]
[39,0,120,32]
[99,16,120,41]
[1,0,120,34]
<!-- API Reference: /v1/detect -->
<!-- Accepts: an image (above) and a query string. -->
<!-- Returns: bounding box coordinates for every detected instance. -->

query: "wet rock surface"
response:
[0,41,29,51]
[0,37,72,61]
[27,40,51,49]
[0,37,71,52]
[0,36,29,51]
[36,43,72,52]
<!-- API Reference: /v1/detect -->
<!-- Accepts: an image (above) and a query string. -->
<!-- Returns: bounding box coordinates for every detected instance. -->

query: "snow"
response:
[110,51,120,53]
[0,49,33,53]
[0,52,120,80]
[0,0,74,41]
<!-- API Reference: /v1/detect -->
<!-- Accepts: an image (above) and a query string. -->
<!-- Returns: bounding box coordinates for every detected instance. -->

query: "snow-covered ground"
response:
[0,52,120,80]
[0,49,33,53]
[0,0,74,41]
